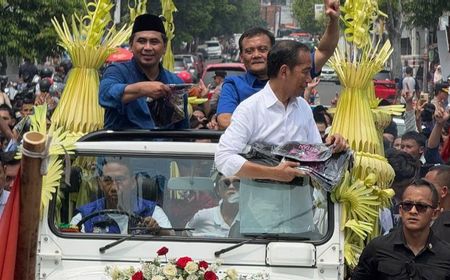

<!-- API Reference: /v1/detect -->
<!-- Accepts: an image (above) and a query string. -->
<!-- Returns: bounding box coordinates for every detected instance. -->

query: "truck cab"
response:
[37,130,344,279]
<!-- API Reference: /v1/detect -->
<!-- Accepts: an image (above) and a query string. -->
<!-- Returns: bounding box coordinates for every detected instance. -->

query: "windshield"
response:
[53,154,330,241]
[206,42,220,48]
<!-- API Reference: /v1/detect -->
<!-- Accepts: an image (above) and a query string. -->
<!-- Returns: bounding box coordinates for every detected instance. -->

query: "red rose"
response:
[156,246,169,256]
[176,256,193,268]
[204,271,217,280]
[132,271,143,280]
[198,260,209,270]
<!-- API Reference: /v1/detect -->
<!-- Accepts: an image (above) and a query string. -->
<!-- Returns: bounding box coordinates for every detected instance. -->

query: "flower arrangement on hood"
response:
[106,247,238,280]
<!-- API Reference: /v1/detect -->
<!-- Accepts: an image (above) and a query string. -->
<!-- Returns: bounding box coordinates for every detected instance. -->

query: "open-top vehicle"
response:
[37,130,344,280]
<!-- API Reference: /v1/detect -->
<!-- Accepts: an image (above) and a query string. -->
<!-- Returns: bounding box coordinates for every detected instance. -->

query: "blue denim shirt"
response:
[217,51,320,115]
[99,58,189,130]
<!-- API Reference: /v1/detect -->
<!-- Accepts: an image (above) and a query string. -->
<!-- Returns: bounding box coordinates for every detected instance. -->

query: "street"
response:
[316,81,341,106]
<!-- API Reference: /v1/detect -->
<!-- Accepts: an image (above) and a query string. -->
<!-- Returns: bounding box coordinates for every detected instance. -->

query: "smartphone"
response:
[168,83,195,90]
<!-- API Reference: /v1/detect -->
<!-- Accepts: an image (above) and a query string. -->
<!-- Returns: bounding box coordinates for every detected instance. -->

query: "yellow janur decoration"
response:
[328,0,401,267]
[161,0,178,71]
[50,0,143,134]
[19,104,80,216]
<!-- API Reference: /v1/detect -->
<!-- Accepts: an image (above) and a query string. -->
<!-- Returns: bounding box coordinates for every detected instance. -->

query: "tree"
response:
[379,0,404,81]
[402,0,450,92]
[174,0,264,50]
[0,0,82,74]
[292,0,326,35]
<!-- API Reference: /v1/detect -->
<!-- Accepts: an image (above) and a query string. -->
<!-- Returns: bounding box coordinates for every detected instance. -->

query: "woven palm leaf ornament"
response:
[17,105,78,216]
[327,0,402,267]
[161,0,177,71]
[50,0,147,134]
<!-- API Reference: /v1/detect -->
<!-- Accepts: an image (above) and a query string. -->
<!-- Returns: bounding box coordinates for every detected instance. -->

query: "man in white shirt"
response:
[215,40,346,181]
[185,175,239,238]
[70,158,173,235]
[402,66,419,99]
[215,41,346,235]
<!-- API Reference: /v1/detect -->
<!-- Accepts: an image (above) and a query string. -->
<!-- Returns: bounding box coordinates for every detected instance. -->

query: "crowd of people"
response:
[0,0,450,277]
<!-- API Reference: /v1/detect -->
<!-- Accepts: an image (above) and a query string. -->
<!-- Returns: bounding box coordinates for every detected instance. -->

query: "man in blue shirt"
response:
[216,0,340,130]
[99,14,188,130]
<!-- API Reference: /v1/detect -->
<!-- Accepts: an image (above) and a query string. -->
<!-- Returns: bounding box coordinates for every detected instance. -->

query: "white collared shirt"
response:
[185,201,238,238]
[215,82,322,176]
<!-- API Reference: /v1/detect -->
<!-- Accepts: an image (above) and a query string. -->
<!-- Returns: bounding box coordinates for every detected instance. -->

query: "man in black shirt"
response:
[426,165,450,244]
[352,179,450,279]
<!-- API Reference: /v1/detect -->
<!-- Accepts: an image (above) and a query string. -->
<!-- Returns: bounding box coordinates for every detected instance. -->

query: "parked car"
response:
[205,40,222,59]
[173,56,189,74]
[201,63,246,86]
[320,64,338,82]
[374,70,396,100]
[175,54,198,81]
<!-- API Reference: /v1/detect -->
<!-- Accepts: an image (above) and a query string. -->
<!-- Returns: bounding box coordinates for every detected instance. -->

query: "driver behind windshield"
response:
[70,158,174,235]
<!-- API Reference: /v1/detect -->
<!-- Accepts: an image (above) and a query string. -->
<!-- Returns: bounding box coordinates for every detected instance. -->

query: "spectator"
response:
[207,70,227,115]
[216,0,340,129]
[424,106,449,166]
[385,149,421,227]
[401,131,427,162]
[402,66,419,99]
[416,62,424,92]
[314,112,328,142]
[431,82,449,109]
[352,179,450,279]
[393,136,402,150]
[18,57,38,84]
[426,165,450,244]
[35,78,58,114]
[312,105,333,126]
[433,65,442,85]
[383,120,398,149]
[1,151,20,191]
[18,98,34,119]
[190,109,208,129]
[0,104,15,128]
[99,14,188,130]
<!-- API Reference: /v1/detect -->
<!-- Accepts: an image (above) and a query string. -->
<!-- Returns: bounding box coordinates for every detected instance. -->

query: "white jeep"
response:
[37,130,344,279]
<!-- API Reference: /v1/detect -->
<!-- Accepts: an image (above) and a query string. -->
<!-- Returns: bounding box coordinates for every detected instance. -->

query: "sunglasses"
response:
[218,178,240,189]
[100,175,129,186]
[399,201,434,213]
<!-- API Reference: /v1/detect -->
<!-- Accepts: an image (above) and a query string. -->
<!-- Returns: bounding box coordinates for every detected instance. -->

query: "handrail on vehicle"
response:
[78,129,223,142]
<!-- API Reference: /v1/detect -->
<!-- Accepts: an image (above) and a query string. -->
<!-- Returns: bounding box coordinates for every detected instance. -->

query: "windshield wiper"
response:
[99,227,194,254]
[214,205,317,257]
[214,233,309,257]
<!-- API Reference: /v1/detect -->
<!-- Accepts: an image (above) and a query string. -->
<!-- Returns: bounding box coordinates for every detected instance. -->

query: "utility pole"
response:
[423,28,429,94]
[114,0,121,24]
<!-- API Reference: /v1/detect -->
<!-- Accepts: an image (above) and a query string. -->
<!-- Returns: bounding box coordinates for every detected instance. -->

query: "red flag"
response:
[0,169,20,280]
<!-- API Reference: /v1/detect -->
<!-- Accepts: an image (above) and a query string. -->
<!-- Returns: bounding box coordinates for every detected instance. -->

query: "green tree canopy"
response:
[0,0,83,63]
[292,0,327,35]
[403,0,450,32]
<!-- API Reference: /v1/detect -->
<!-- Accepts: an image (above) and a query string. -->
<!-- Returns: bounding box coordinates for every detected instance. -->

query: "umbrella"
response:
[106,48,133,63]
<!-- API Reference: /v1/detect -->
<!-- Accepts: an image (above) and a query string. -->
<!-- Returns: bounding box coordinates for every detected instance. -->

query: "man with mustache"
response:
[99,14,188,130]
[71,158,173,235]
[216,0,340,130]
